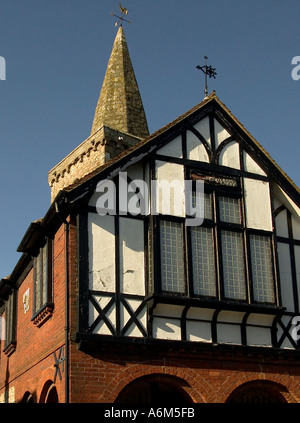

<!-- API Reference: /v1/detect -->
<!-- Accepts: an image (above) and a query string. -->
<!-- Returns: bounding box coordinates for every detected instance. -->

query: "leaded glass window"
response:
[219,196,241,224]
[34,239,53,314]
[221,231,246,300]
[160,221,185,293]
[4,292,16,350]
[250,234,275,303]
[154,182,277,306]
[191,226,216,297]
[192,192,213,220]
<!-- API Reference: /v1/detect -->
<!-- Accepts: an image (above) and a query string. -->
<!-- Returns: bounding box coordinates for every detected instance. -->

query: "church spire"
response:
[91,26,149,139]
[49,26,150,202]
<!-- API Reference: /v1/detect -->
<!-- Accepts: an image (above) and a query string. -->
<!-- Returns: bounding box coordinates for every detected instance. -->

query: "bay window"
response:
[154,179,277,306]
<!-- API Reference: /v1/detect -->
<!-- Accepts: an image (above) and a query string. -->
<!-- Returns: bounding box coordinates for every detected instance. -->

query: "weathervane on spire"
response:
[196,56,217,98]
[111,3,131,27]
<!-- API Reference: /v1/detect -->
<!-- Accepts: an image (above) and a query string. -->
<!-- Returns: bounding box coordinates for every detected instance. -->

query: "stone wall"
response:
[48,126,141,201]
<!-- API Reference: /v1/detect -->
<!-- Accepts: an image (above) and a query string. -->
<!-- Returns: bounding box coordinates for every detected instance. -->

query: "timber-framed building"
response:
[1,27,300,403]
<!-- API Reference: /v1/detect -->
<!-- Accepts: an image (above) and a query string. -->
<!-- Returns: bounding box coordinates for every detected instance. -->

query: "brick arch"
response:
[218,373,300,403]
[226,380,289,403]
[39,380,59,403]
[115,374,194,403]
[35,367,58,403]
[102,360,214,403]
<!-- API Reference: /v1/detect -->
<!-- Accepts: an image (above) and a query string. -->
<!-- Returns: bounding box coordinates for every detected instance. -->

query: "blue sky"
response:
[0,0,299,277]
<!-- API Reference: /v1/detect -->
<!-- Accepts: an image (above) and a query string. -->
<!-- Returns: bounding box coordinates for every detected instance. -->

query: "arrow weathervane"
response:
[196,56,217,98]
[111,3,131,27]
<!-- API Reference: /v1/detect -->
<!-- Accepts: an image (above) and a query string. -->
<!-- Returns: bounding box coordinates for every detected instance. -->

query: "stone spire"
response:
[90,26,149,139]
[48,27,149,202]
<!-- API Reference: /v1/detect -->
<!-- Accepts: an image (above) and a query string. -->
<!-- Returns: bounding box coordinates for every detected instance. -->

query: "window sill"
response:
[32,303,54,328]
[3,342,16,357]
[148,293,284,315]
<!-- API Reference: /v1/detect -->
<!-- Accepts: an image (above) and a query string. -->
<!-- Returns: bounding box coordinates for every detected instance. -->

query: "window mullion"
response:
[271,232,281,307]
[240,179,252,304]
[213,191,222,301]
[244,231,252,304]
[186,226,193,297]
[249,233,276,304]
[221,229,246,301]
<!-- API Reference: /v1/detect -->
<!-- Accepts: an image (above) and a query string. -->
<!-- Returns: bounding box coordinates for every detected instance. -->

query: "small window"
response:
[160,221,185,293]
[192,192,213,220]
[250,234,275,303]
[191,226,216,297]
[33,238,53,324]
[221,230,246,300]
[3,292,16,356]
[219,196,241,224]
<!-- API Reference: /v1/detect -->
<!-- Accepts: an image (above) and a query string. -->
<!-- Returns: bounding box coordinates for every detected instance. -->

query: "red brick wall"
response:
[68,343,300,403]
[0,223,66,403]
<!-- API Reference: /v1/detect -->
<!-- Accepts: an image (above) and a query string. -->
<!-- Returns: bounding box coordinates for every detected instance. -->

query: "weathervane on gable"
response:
[111,3,131,27]
[196,56,217,98]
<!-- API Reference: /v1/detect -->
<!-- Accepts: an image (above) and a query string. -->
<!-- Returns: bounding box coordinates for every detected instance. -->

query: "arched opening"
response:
[226,381,288,403]
[39,380,59,403]
[45,385,59,403]
[115,374,193,404]
[21,391,34,403]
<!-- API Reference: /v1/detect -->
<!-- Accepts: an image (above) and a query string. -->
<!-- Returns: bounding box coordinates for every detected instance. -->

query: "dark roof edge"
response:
[1,190,69,287]
[66,92,300,206]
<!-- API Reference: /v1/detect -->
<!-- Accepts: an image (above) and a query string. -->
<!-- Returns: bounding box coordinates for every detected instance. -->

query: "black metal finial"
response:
[111,2,131,27]
[196,56,217,97]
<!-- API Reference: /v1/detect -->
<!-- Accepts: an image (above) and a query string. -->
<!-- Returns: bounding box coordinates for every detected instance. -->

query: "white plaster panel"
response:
[218,141,240,169]
[121,298,138,329]
[243,152,267,176]
[89,301,97,328]
[126,162,144,181]
[153,304,185,318]
[142,161,151,216]
[217,323,241,345]
[119,218,145,295]
[277,242,294,312]
[274,185,300,218]
[186,308,215,321]
[275,209,289,238]
[88,214,115,291]
[217,311,245,324]
[246,314,275,326]
[292,215,300,240]
[153,317,181,340]
[157,135,183,158]
[273,197,283,210]
[89,295,111,327]
[122,299,147,337]
[243,178,272,231]
[155,161,185,217]
[94,320,113,336]
[88,191,99,208]
[247,326,272,347]
[124,316,147,337]
[214,119,231,148]
[193,116,211,146]
[295,246,300,308]
[186,130,209,162]
[90,298,116,335]
[276,316,295,349]
[186,321,212,343]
